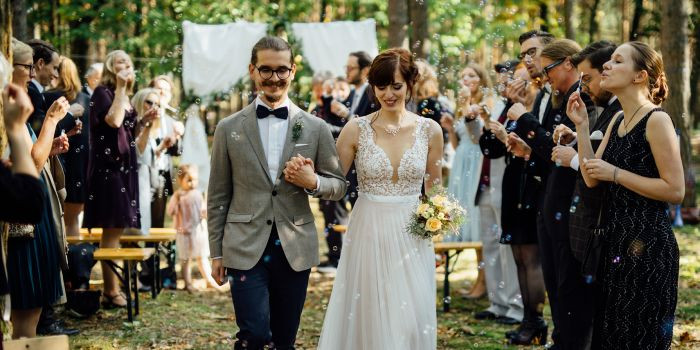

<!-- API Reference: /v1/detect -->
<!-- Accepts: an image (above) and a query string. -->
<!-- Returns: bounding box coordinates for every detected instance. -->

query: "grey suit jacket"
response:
[207,102,347,272]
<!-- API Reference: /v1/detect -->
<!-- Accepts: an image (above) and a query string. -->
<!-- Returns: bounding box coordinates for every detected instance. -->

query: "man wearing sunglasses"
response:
[508,39,599,349]
[208,36,346,350]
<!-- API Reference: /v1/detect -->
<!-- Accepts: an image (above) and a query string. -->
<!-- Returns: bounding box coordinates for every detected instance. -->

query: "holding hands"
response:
[506,132,531,159]
[582,158,617,182]
[551,146,576,168]
[3,83,34,129]
[553,124,576,145]
[566,91,588,126]
[283,154,318,191]
[506,102,527,121]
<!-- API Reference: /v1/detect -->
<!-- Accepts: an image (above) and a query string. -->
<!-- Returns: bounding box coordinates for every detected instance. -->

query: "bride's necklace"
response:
[380,111,404,136]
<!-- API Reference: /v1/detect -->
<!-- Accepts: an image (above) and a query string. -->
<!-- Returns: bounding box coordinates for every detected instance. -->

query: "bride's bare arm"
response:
[336,118,360,177]
[424,119,445,193]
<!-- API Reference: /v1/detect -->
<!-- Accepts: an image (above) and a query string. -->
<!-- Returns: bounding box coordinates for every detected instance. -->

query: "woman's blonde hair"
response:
[11,38,33,63]
[49,56,82,101]
[131,88,161,137]
[414,60,440,101]
[101,50,134,94]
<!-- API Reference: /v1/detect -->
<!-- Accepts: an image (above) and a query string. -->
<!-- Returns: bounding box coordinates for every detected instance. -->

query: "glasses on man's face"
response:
[518,47,538,60]
[255,65,292,80]
[13,63,35,73]
[542,59,565,78]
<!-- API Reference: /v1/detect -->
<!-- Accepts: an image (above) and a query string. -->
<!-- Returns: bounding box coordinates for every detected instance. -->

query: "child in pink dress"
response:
[166,164,221,292]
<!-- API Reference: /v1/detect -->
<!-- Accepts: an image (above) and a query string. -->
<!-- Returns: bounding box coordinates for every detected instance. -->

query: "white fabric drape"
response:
[180,105,211,192]
[182,20,267,97]
[291,19,379,77]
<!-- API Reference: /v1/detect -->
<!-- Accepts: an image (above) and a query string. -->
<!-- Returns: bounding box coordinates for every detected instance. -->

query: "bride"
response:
[316,48,444,350]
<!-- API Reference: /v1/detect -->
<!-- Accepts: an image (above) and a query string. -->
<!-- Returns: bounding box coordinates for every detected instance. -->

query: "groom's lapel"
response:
[276,103,304,181]
[241,103,273,184]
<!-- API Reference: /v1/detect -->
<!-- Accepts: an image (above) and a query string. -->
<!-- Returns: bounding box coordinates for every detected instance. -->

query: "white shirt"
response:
[31,79,44,93]
[349,82,369,117]
[255,96,291,181]
[538,84,551,123]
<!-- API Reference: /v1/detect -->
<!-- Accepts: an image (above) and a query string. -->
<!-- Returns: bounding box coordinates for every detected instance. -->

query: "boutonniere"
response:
[292,120,303,142]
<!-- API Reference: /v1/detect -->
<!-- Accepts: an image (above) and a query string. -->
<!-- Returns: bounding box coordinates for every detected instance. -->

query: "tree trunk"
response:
[539,1,549,32]
[11,0,27,41]
[387,0,408,48]
[621,0,630,43]
[630,0,644,40]
[660,0,695,207]
[588,0,600,42]
[564,0,575,39]
[692,0,700,129]
[408,0,428,58]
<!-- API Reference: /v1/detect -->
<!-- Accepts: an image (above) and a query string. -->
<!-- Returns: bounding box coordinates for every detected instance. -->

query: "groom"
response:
[208,36,347,350]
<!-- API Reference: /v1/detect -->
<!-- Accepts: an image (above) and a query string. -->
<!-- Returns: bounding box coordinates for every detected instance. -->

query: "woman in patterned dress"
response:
[567,41,683,349]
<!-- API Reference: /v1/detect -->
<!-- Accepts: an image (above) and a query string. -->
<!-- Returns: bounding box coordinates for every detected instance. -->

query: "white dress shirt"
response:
[256,96,291,181]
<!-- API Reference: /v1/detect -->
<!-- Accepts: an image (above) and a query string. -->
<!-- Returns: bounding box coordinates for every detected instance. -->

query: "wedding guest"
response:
[83,63,103,97]
[131,88,165,236]
[508,39,597,347]
[166,164,222,291]
[439,64,488,298]
[481,64,548,344]
[44,57,91,237]
[309,70,334,115]
[6,38,71,339]
[82,49,138,308]
[0,55,44,328]
[569,41,683,349]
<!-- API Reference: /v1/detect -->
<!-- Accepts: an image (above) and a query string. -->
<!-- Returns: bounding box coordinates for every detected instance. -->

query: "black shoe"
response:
[505,325,522,339]
[495,316,521,325]
[37,322,80,336]
[509,319,548,345]
[138,284,153,293]
[474,310,498,320]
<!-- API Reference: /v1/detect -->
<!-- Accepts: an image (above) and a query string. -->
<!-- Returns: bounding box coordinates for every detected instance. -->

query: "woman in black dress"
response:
[44,56,91,237]
[568,41,683,349]
[480,65,547,345]
[82,50,138,308]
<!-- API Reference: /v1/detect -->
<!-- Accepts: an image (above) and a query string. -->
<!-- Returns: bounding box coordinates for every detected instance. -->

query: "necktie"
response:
[256,105,288,120]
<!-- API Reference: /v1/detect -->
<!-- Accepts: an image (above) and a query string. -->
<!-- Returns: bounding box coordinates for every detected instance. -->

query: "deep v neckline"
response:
[368,119,422,184]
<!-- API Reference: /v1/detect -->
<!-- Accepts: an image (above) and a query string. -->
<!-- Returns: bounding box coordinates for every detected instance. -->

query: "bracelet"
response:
[613,167,618,184]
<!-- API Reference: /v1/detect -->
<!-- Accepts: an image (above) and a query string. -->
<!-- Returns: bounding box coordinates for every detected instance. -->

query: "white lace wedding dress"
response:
[317,116,437,350]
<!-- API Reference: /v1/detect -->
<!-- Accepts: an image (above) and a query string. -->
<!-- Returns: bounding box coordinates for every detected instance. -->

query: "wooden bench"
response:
[331,225,483,312]
[434,241,483,312]
[78,227,176,235]
[68,230,176,299]
[93,248,155,322]
[3,335,69,350]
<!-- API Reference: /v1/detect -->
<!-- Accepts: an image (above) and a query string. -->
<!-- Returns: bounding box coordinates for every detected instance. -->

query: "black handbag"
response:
[581,189,606,282]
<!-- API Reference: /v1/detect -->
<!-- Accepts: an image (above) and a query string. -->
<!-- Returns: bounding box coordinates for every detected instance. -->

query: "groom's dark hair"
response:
[251,36,294,65]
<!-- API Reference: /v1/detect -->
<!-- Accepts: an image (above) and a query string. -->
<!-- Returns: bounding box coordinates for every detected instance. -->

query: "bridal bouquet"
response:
[407,187,467,240]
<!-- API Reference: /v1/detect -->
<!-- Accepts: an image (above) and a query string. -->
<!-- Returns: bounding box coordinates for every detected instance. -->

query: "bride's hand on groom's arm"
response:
[283,155,317,190]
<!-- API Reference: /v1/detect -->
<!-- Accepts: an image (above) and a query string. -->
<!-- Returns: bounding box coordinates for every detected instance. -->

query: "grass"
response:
[65,220,700,349]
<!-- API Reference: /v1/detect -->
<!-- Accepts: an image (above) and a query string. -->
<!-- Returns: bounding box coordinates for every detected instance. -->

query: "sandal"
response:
[101,291,128,309]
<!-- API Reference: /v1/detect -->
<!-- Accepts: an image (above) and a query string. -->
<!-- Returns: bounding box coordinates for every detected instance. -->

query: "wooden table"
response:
[69,232,176,299]
[94,248,155,322]
[434,241,483,312]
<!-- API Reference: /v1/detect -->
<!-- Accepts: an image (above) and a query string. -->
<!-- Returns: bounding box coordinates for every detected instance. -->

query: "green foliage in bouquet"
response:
[407,186,467,240]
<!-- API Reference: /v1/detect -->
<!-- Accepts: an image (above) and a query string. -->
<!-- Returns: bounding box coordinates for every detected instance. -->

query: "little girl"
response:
[166,164,222,292]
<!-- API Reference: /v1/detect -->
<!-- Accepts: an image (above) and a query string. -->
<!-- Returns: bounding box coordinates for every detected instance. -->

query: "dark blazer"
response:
[568,98,623,261]
[346,85,379,118]
[513,82,597,240]
[27,81,47,133]
[480,101,541,243]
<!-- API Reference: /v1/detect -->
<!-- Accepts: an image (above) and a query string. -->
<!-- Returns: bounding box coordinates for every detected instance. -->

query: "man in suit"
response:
[208,36,346,350]
[507,39,597,349]
[23,38,80,338]
[83,63,103,97]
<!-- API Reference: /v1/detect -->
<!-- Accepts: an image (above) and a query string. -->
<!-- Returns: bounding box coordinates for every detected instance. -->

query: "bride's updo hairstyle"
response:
[367,48,420,102]
[627,41,668,105]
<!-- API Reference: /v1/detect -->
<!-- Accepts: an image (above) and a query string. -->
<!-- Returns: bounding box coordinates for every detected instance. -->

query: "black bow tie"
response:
[256,105,288,120]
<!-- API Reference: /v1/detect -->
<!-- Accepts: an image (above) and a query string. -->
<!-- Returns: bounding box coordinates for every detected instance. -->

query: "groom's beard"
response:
[259,79,289,103]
